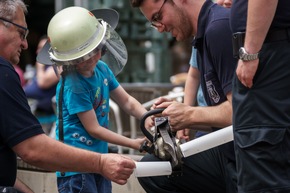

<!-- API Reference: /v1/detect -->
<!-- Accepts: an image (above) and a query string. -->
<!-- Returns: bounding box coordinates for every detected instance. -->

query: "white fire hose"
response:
[134,125,233,177]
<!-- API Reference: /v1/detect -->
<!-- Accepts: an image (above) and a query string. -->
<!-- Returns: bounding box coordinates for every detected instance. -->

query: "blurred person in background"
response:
[24,35,59,115]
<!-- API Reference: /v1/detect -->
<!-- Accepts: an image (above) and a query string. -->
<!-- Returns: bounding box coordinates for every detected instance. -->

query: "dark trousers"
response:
[233,39,290,193]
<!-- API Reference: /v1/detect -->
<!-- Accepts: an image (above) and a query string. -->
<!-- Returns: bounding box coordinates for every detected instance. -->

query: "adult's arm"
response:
[12,134,135,185]
[183,66,200,106]
[236,0,278,88]
[154,92,232,131]
[178,66,200,140]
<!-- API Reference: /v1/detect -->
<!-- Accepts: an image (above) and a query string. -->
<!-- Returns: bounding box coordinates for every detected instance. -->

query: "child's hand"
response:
[176,129,190,141]
[133,137,147,150]
[145,117,154,129]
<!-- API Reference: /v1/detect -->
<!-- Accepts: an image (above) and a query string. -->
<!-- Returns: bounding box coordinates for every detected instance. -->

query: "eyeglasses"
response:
[0,17,29,40]
[151,0,168,29]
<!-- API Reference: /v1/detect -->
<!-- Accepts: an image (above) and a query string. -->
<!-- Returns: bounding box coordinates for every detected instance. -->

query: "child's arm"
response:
[78,109,145,150]
[110,86,152,128]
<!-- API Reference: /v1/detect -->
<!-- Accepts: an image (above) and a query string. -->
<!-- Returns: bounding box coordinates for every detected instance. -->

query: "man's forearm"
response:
[191,101,232,128]
[13,134,101,173]
[188,92,232,128]
[245,0,278,53]
[13,134,135,185]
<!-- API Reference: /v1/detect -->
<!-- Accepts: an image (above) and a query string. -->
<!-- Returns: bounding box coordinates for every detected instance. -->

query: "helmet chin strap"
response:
[58,72,65,177]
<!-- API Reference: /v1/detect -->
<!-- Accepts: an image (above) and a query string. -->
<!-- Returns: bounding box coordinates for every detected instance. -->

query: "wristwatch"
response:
[239,47,259,61]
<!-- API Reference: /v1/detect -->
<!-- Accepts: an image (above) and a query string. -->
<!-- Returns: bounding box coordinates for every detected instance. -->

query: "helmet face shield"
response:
[101,22,127,76]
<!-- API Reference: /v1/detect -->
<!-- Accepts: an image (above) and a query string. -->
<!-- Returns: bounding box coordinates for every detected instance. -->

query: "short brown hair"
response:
[130,0,145,7]
[130,0,160,7]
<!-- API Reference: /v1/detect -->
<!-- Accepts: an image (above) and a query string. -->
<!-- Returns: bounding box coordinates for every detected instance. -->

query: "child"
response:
[38,6,151,193]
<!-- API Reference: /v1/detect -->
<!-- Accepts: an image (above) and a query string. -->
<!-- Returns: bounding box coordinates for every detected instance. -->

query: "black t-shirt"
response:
[0,57,44,186]
[230,0,290,33]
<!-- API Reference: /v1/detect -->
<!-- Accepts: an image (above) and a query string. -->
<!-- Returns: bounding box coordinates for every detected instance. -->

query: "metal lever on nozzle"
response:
[139,108,183,175]
[139,108,163,155]
[139,108,164,143]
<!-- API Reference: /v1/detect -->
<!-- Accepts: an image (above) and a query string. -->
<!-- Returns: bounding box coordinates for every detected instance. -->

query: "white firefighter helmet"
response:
[37,6,127,75]
[48,6,106,64]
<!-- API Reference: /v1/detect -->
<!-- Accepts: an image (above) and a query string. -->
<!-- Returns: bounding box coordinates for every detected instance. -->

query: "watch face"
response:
[239,47,245,60]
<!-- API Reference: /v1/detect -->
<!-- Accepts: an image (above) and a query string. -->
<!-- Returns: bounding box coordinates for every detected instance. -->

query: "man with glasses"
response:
[0,0,136,192]
[0,17,29,41]
[130,0,237,192]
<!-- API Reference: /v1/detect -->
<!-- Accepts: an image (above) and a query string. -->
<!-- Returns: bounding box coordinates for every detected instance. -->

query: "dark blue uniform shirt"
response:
[192,0,237,160]
[193,0,236,107]
[0,57,44,186]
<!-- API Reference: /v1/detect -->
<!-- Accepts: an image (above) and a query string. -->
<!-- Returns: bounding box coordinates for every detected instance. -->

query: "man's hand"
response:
[152,97,173,109]
[160,102,193,131]
[153,98,194,131]
[99,154,136,185]
[236,59,259,88]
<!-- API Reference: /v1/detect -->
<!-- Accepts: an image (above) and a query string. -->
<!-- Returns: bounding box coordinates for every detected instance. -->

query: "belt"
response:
[232,28,290,58]
[265,28,290,43]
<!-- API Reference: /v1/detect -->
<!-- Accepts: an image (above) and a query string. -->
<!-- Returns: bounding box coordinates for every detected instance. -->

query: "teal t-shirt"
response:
[55,60,119,177]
